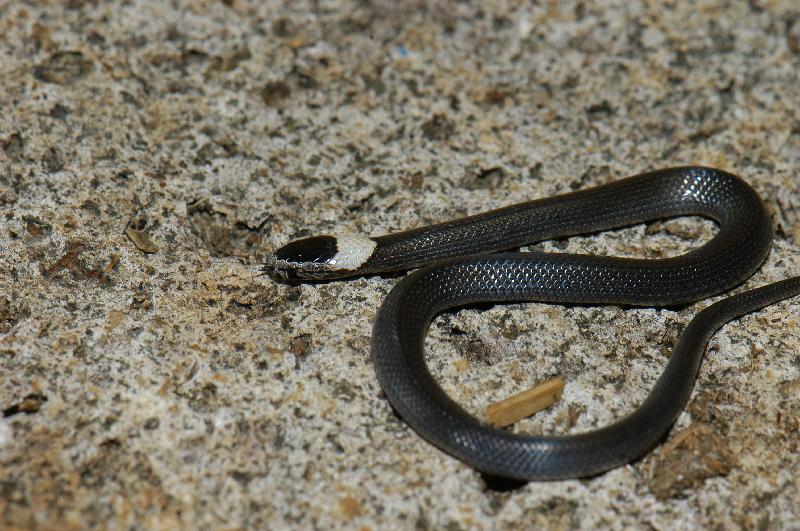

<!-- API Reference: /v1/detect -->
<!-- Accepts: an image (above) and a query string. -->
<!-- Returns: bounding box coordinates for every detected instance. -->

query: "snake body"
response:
[266,166,800,480]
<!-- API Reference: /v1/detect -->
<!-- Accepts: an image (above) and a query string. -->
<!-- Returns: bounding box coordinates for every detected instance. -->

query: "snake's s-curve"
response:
[266,166,800,480]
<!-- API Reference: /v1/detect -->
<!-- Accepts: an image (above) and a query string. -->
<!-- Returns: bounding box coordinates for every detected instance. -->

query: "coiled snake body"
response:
[265,166,800,480]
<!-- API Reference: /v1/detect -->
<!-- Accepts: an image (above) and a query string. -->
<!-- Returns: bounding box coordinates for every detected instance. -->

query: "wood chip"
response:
[485,377,564,428]
[125,226,159,253]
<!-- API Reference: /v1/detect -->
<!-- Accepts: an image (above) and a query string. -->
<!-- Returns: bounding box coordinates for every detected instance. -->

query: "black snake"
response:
[264,166,799,480]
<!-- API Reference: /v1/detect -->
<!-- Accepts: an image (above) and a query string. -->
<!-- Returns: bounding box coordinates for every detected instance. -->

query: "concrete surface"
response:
[1,0,799,528]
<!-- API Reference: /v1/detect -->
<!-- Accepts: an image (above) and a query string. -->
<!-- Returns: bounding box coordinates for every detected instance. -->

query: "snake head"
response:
[263,234,377,280]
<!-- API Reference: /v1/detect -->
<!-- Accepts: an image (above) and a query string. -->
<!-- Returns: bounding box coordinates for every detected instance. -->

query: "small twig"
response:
[486,377,565,428]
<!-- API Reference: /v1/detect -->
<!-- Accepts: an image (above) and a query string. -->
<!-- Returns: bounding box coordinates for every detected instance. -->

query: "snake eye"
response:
[273,235,338,265]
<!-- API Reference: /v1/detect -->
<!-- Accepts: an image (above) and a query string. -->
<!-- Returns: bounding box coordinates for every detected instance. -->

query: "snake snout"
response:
[274,235,339,266]
[263,235,339,280]
[264,233,378,280]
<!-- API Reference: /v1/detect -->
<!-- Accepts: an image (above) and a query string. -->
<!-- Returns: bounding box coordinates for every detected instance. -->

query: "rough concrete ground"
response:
[1,0,799,528]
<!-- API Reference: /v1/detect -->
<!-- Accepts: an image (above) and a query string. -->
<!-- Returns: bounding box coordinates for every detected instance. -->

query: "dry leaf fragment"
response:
[125,226,159,253]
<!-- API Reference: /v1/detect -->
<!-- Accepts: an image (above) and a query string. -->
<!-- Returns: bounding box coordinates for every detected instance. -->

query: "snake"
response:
[263,166,800,480]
